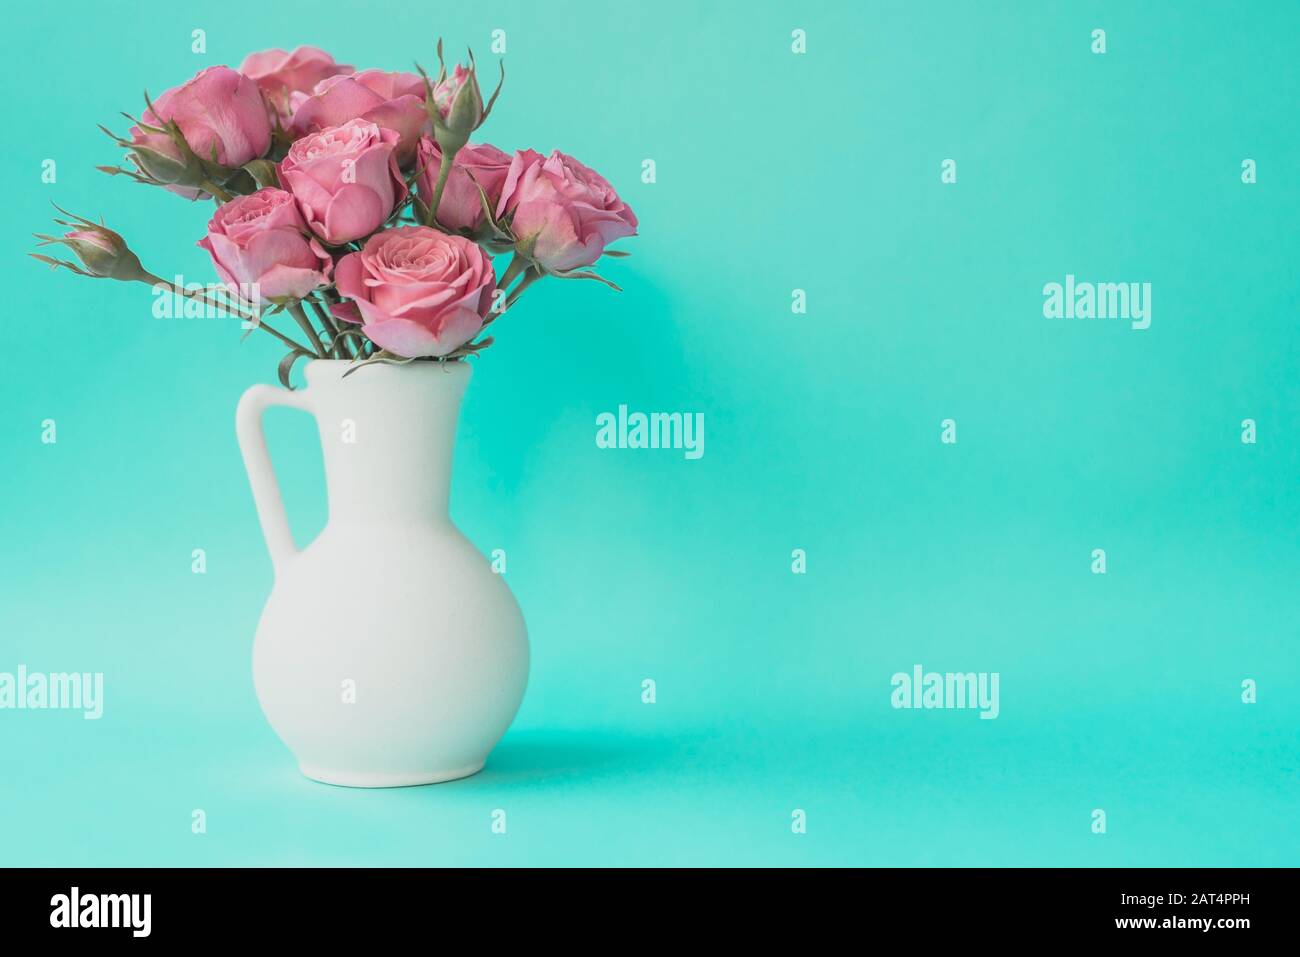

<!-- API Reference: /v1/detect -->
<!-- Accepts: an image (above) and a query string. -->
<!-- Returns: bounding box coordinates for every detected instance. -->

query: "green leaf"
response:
[96,164,151,184]
[29,253,92,276]
[464,170,512,241]
[341,352,419,379]
[242,159,280,190]
[551,269,622,292]
[50,202,97,227]
[330,328,371,349]
[277,349,312,390]
[481,60,505,124]
[445,336,495,360]
[97,124,131,147]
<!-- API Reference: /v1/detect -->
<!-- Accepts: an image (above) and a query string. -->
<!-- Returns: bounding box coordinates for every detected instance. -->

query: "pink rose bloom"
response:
[289,70,428,165]
[496,149,638,272]
[279,119,408,246]
[415,136,511,231]
[198,188,332,301]
[137,66,271,170]
[332,226,495,358]
[240,46,353,124]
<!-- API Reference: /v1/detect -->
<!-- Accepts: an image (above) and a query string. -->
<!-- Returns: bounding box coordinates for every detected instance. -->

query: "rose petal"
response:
[321,183,386,244]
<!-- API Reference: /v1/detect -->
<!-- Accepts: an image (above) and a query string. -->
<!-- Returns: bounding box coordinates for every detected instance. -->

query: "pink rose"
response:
[415,136,511,232]
[240,46,354,124]
[198,188,332,301]
[289,70,428,165]
[136,66,271,170]
[496,149,638,272]
[279,119,408,246]
[332,226,495,358]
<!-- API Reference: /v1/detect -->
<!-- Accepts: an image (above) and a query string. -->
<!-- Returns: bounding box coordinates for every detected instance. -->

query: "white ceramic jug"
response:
[235,359,528,787]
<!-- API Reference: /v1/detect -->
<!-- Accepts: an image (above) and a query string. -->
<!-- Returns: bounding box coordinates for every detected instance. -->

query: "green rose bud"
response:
[420,43,503,158]
[31,209,146,282]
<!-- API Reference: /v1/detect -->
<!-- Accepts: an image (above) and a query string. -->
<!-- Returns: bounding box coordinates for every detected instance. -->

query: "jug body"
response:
[236,359,528,787]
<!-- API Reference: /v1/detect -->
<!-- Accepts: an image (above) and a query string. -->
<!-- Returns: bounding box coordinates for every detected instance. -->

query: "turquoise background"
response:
[2,0,1297,866]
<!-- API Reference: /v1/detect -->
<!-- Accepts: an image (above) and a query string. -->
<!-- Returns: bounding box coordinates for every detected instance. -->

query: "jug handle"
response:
[235,383,315,575]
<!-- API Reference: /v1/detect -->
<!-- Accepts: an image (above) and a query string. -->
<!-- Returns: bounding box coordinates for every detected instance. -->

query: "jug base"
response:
[298,760,486,789]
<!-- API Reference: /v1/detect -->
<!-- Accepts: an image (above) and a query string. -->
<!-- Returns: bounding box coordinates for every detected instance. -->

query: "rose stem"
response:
[496,253,528,291]
[200,180,234,203]
[482,265,542,328]
[504,266,542,308]
[307,295,348,359]
[138,272,310,352]
[322,289,363,357]
[320,289,369,358]
[423,151,455,228]
[287,302,327,357]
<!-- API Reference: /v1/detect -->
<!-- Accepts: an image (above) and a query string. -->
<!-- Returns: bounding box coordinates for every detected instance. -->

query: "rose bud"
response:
[432,65,483,142]
[421,44,502,157]
[240,46,354,125]
[331,226,495,358]
[279,119,408,246]
[496,149,638,272]
[32,215,145,282]
[289,70,428,166]
[121,125,207,196]
[197,188,333,302]
[415,136,511,232]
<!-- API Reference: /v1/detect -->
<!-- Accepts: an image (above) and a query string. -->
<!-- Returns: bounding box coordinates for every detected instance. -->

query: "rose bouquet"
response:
[31,43,637,387]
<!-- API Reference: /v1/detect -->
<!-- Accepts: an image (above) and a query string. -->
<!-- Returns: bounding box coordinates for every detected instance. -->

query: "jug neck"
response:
[303,359,471,524]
